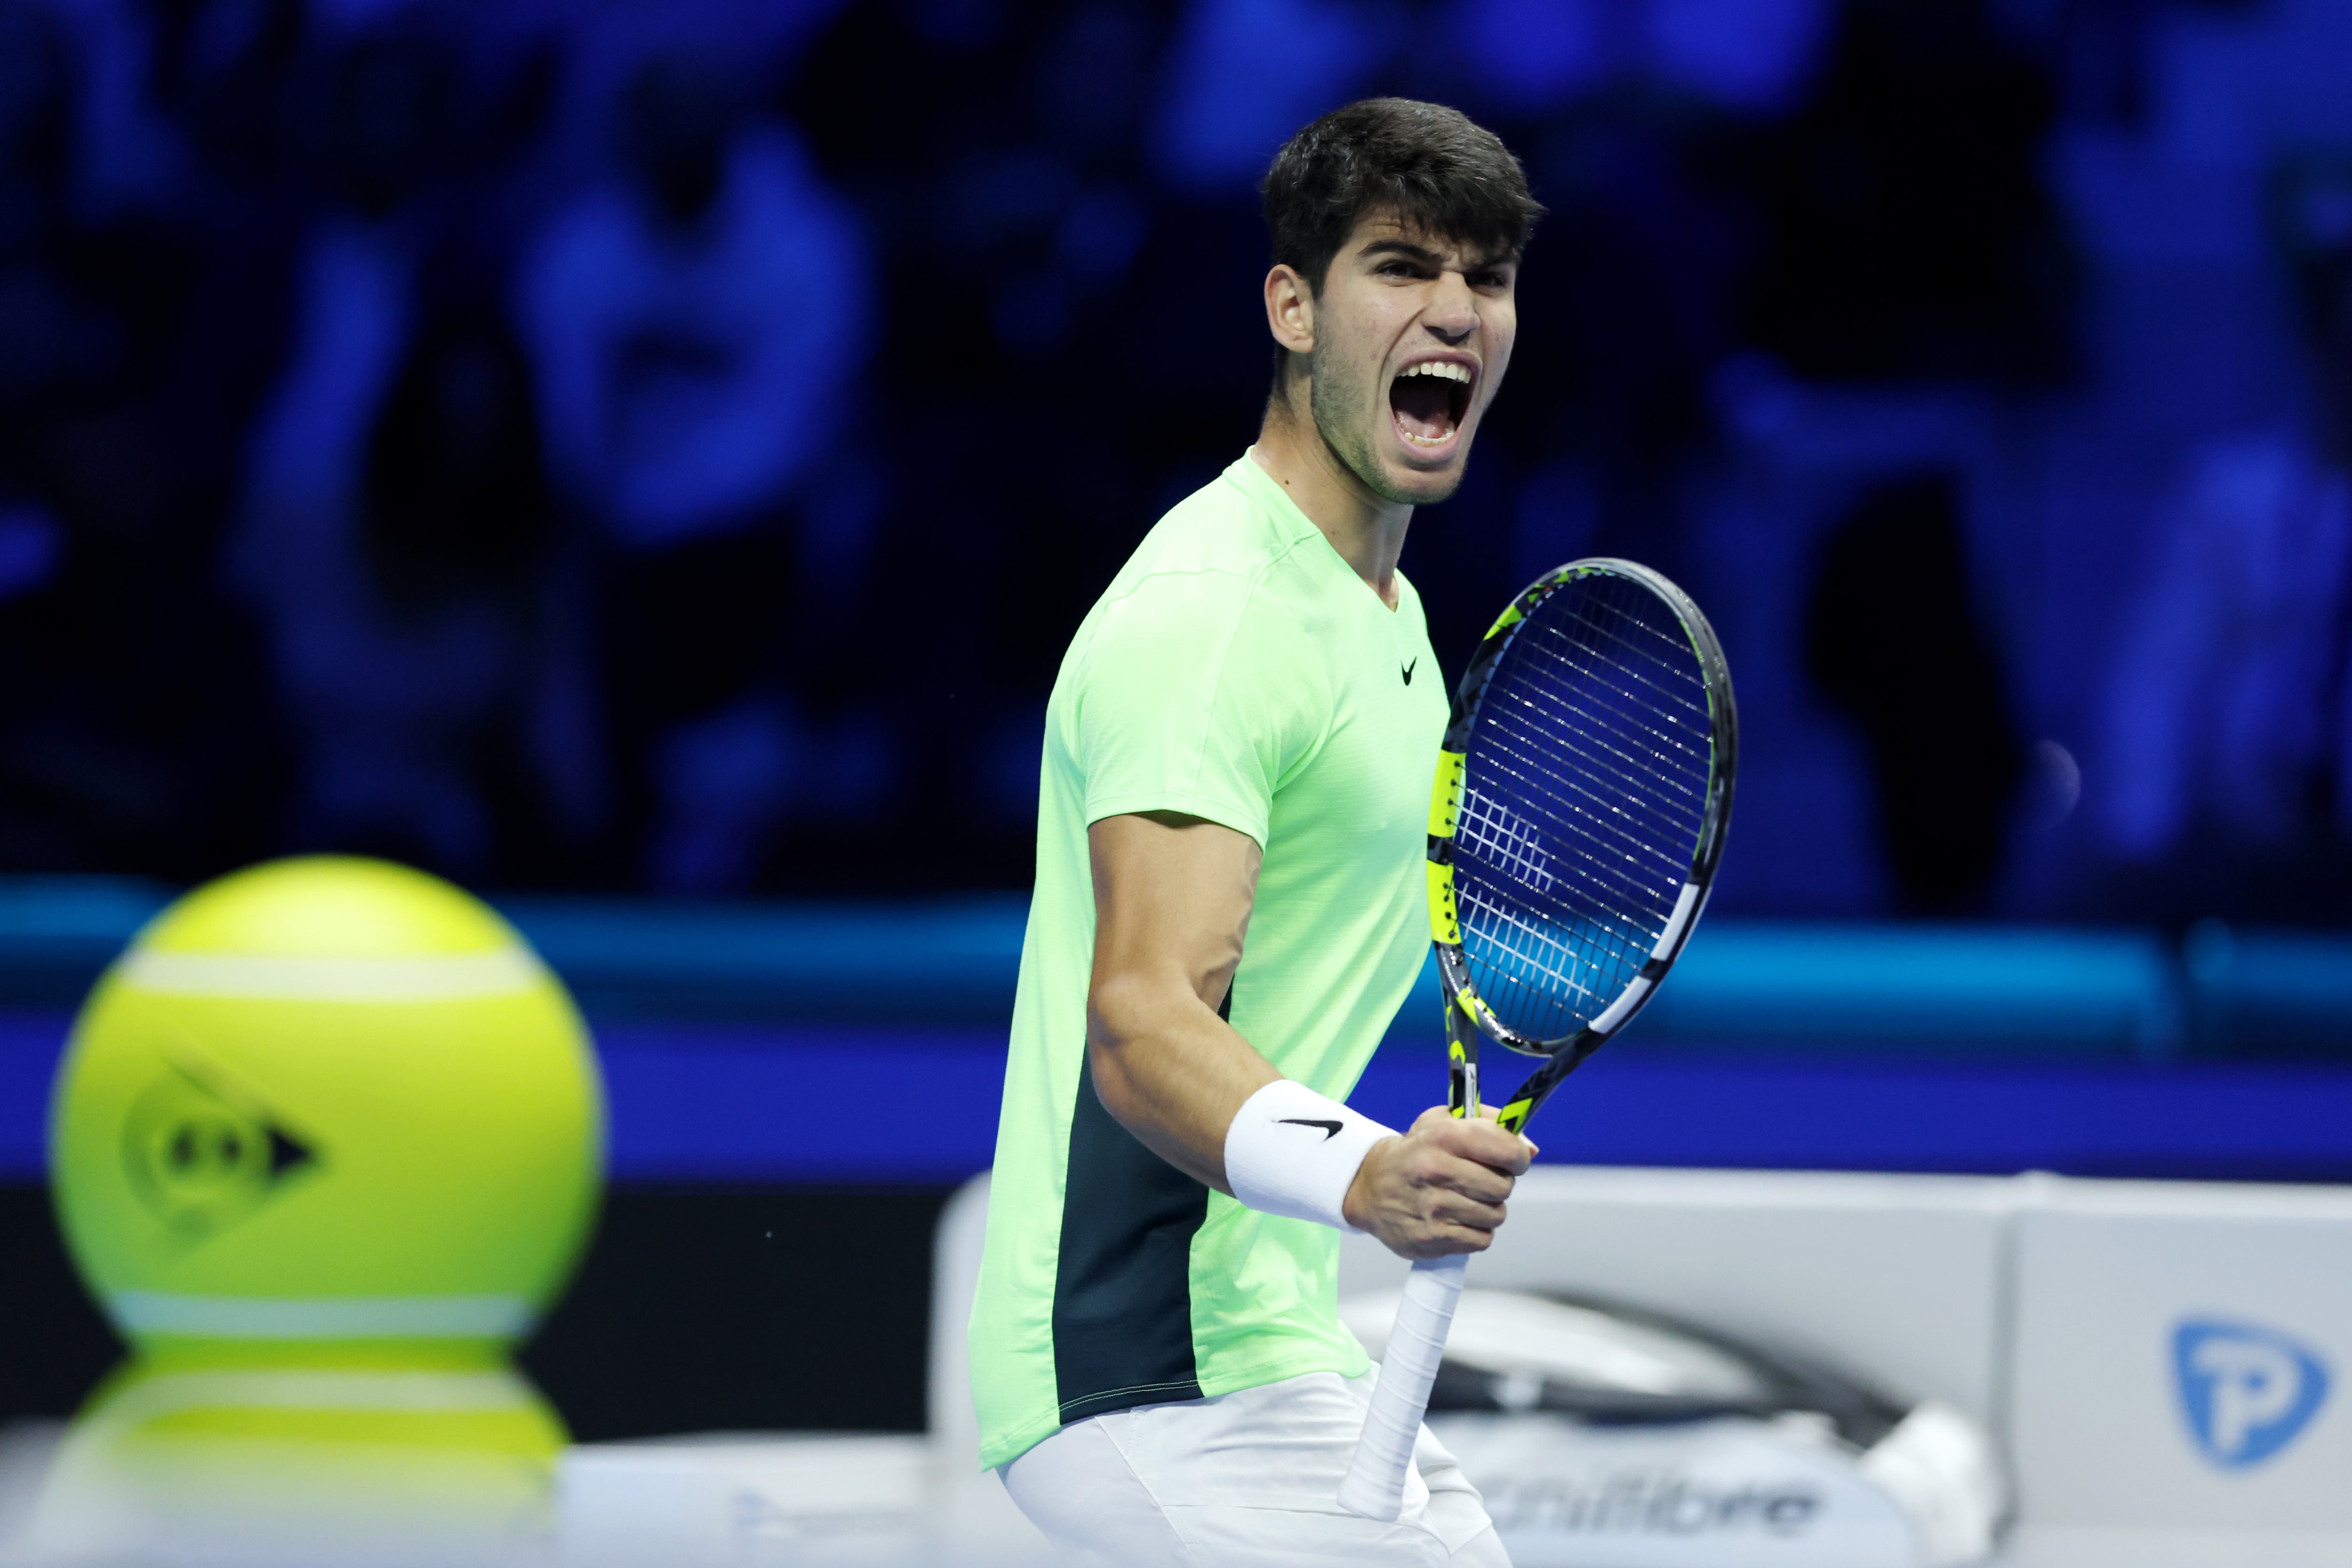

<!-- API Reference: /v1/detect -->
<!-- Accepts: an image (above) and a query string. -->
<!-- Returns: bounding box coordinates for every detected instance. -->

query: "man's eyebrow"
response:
[1357,237,1519,271]
[1357,237,1446,266]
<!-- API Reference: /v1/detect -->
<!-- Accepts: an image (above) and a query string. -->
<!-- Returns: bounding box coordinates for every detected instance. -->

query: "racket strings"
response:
[1452,574,1715,1043]
[1452,790,1650,1009]
[1462,737,1673,930]
[1519,616,1713,782]
[1475,672,1699,907]
[1465,602,1705,1030]
[1457,746,1673,1025]
[1481,669,1703,836]
[1544,594,1709,710]
[1480,604,1712,816]
[1459,772,1691,1032]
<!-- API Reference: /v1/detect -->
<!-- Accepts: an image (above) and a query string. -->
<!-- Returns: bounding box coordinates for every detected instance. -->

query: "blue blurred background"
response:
[3,0,2352,1439]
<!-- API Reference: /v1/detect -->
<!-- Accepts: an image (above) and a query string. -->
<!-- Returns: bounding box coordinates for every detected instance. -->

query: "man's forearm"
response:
[1085,811,1276,1189]
[1085,970,1277,1191]
[1089,978,1399,1238]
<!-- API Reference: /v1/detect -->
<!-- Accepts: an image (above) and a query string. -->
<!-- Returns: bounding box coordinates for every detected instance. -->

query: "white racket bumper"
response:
[1339,1252,1468,1521]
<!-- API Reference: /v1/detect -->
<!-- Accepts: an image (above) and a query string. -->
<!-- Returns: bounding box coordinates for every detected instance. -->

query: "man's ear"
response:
[1264,264,1315,357]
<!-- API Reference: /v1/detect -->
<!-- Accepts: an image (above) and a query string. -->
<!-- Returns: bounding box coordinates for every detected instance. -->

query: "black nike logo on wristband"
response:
[1279,1118,1343,1140]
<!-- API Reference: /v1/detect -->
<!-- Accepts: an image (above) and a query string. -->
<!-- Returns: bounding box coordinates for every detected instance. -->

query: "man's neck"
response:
[1251,393,1411,609]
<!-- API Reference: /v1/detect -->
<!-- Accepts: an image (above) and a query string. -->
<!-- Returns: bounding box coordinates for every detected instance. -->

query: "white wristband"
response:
[1223,1079,1398,1234]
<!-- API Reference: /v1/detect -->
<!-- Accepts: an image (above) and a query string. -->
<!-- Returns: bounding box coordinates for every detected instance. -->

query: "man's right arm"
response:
[1084,809,1532,1258]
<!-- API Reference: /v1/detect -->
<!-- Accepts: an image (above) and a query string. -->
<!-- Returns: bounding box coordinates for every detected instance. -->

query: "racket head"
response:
[1425,558,1737,1065]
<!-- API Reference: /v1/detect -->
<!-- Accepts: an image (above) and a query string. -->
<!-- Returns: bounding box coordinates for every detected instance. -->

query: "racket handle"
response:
[1338,1252,1467,1521]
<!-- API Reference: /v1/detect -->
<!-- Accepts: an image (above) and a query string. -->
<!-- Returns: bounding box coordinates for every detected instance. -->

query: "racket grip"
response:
[1338,1253,1467,1521]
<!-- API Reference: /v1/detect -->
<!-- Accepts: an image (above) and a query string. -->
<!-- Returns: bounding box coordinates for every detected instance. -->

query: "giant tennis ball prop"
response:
[48,856,604,1362]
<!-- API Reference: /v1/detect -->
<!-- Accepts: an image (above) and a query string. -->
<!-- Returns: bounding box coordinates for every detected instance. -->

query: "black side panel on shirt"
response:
[1052,1041,1210,1424]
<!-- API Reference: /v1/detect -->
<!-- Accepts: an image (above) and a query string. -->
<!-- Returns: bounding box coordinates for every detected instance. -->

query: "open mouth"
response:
[1390,361,1475,450]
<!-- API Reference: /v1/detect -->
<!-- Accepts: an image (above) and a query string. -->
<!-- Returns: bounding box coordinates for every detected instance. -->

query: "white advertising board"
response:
[2007,1178,2352,1534]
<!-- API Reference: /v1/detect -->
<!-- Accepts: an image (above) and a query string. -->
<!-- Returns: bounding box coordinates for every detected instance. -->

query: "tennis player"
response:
[971,98,1543,1566]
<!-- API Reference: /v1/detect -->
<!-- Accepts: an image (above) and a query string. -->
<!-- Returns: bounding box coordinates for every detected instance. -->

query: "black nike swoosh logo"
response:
[1279,1117,1343,1140]
[1401,658,1417,685]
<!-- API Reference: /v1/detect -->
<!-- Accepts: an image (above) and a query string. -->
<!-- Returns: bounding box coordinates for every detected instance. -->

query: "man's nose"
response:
[1423,273,1478,342]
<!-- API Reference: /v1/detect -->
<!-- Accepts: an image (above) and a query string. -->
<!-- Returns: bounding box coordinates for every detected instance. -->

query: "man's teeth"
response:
[1398,363,1468,445]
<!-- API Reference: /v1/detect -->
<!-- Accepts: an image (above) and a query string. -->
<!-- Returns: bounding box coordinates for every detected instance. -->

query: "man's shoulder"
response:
[1115,458,1319,587]
[1051,456,1331,709]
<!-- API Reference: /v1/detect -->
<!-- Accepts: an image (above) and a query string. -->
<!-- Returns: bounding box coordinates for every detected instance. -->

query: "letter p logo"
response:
[2174,1318,2330,1469]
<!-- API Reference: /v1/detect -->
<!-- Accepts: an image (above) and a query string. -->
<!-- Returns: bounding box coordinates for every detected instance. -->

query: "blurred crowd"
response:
[0,0,890,893]
[0,0,2345,920]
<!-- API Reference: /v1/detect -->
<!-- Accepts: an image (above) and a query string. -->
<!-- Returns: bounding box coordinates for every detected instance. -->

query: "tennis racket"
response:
[1337,557,1738,1522]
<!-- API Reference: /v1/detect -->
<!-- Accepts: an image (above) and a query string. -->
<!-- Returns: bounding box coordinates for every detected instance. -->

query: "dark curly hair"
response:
[1261,98,1544,295]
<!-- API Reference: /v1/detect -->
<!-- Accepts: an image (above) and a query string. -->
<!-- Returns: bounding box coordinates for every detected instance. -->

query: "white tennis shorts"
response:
[998,1369,1510,1567]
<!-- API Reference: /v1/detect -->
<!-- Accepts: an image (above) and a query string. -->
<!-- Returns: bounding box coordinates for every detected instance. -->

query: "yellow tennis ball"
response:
[48,856,604,1358]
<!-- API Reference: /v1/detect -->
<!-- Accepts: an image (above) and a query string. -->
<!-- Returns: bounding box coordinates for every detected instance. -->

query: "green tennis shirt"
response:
[969,451,1447,1470]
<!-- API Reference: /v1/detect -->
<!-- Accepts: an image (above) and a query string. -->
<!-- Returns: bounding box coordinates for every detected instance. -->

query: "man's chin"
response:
[1318,413,1473,507]
[1369,450,1468,507]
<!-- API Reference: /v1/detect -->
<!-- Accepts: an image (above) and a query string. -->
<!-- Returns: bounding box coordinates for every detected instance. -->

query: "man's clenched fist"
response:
[1341,1105,1536,1259]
